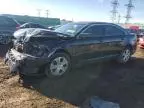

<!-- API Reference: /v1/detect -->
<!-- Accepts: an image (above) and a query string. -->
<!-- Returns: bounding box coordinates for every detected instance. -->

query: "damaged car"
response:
[5,22,137,78]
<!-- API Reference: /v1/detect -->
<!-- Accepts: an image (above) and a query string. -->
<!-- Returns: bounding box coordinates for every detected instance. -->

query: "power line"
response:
[111,0,119,23]
[125,0,134,24]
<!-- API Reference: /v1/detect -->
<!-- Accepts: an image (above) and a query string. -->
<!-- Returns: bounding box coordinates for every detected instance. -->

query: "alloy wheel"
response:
[50,57,69,76]
[121,49,131,63]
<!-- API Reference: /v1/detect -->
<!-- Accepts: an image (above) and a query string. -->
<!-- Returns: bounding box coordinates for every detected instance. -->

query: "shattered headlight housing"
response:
[26,43,49,57]
[10,49,27,61]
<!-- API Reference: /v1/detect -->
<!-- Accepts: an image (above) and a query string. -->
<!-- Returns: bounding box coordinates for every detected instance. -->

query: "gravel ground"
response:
[0,48,144,108]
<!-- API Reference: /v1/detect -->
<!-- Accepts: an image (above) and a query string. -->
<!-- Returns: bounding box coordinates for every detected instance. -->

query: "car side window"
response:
[83,25,104,37]
[105,26,125,36]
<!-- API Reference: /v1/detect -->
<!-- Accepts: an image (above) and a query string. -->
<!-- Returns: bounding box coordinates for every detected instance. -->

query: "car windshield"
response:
[54,23,86,37]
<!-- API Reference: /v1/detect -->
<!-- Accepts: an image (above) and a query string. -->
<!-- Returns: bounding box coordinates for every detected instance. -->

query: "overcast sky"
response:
[0,0,143,23]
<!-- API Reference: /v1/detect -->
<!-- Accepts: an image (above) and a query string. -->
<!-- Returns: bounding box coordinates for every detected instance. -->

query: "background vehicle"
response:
[0,15,20,44]
[138,36,144,49]
[126,28,144,39]
[18,22,47,30]
[6,22,137,78]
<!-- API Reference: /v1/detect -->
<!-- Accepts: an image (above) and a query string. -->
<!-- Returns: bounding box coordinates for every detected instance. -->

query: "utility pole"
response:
[118,14,121,24]
[111,0,119,23]
[46,10,49,18]
[37,9,41,17]
[125,0,134,24]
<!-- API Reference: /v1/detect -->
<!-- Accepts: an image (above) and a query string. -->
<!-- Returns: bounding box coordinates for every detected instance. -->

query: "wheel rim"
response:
[50,57,69,76]
[122,49,131,62]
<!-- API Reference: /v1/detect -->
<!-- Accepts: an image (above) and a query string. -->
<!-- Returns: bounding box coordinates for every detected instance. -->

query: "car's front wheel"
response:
[45,53,71,78]
[118,48,131,64]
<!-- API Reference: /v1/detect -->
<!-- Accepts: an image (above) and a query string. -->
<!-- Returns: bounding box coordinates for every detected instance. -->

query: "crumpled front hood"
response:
[13,28,60,42]
[13,28,35,39]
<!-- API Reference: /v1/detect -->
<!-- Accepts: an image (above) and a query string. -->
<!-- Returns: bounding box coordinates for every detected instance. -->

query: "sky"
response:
[0,0,144,23]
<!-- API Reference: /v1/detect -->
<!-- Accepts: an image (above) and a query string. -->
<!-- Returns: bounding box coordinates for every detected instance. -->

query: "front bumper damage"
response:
[5,49,50,76]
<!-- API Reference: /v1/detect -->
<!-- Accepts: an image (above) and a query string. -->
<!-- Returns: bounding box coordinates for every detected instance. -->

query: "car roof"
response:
[75,21,115,25]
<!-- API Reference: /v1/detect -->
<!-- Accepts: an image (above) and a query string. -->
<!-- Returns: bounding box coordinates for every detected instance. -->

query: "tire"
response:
[44,53,71,78]
[117,47,131,64]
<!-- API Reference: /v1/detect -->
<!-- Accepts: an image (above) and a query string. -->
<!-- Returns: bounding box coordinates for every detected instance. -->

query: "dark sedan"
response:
[5,22,137,78]
[138,36,144,49]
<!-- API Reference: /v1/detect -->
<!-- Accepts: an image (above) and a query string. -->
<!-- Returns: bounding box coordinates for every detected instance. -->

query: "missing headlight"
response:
[26,43,49,57]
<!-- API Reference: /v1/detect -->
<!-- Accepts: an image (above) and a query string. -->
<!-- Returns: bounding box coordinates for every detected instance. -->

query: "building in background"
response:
[2,14,60,27]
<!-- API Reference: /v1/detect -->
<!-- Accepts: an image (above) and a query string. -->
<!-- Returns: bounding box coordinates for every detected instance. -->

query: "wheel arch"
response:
[125,44,133,53]
[45,49,72,78]
[51,48,72,59]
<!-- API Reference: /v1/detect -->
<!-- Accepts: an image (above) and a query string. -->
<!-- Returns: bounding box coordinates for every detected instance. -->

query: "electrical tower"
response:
[37,9,41,17]
[111,0,119,23]
[118,14,121,24]
[46,10,49,18]
[125,0,134,24]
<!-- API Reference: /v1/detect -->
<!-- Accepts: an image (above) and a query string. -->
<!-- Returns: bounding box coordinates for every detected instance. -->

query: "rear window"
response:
[105,26,125,36]
[83,25,104,37]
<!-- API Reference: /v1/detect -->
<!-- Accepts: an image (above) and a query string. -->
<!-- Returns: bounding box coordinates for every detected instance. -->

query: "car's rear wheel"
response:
[45,53,71,78]
[118,47,131,64]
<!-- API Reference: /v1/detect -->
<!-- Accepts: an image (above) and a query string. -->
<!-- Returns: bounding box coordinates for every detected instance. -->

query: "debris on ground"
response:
[82,96,120,108]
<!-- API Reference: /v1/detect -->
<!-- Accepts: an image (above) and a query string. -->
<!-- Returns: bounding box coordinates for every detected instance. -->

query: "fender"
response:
[48,47,71,59]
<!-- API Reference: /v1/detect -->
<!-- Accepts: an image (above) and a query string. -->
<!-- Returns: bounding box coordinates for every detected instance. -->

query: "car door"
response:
[72,24,104,62]
[101,25,126,57]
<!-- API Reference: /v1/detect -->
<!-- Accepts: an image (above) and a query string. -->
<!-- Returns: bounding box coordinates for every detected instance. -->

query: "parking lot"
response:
[0,47,143,108]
